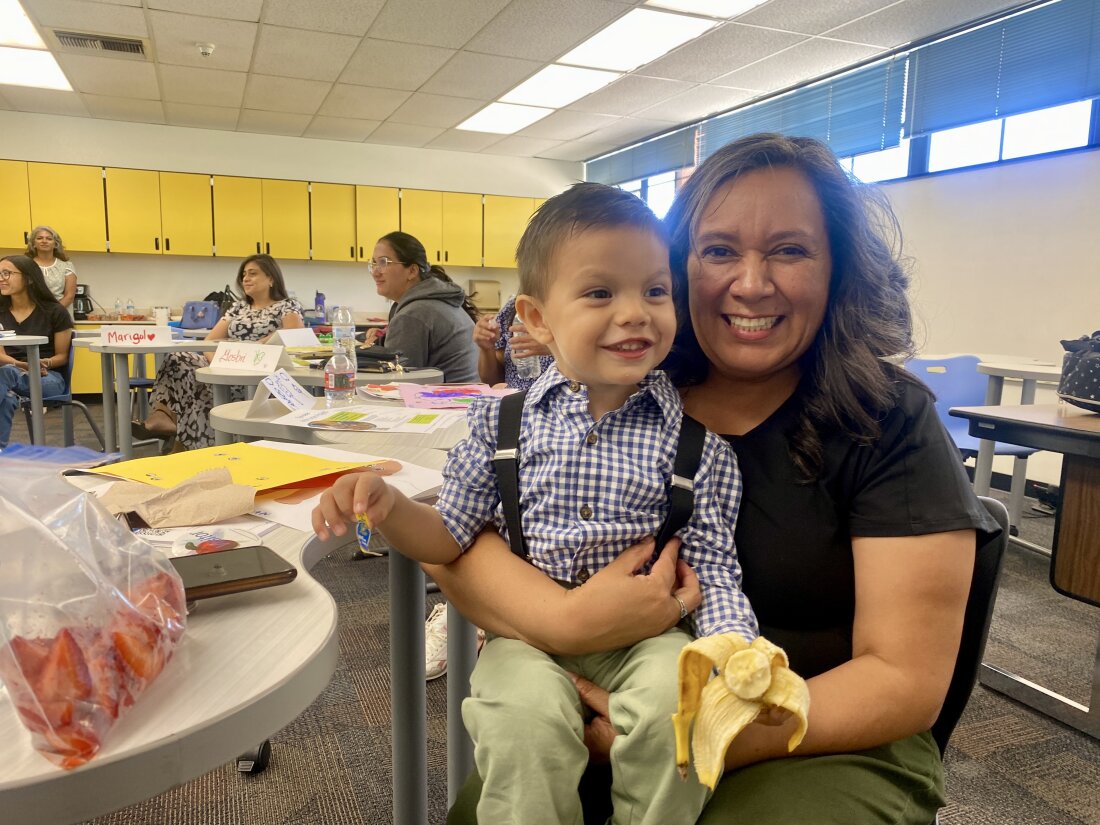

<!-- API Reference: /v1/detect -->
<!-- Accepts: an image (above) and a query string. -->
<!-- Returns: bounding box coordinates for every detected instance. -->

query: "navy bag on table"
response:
[180,300,220,330]
[1058,331,1100,413]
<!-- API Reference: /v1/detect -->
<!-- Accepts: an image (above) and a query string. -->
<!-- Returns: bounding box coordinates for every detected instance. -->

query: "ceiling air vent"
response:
[54,30,145,56]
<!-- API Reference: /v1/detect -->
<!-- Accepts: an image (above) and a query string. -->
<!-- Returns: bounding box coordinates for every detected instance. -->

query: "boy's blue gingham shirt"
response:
[435,364,758,640]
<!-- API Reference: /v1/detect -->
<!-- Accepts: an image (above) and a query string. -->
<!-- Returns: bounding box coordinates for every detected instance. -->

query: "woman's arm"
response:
[427,530,701,656]
[60,273,77,308]
[202,317,231,362]
[46,329,73,371]
[280,310,304,330]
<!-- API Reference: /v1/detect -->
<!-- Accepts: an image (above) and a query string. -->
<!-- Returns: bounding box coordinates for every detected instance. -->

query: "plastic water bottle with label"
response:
[330,305,356,355]
[125,297,135,318]
[324,340,356,407]
[113,297,122,320]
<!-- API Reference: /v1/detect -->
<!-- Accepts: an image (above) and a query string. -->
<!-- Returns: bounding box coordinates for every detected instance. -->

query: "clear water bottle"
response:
[511,329,543,379]
[324,340,356,407]
[125,297,135,317]
[113,296,122,320]
[331,304,356,355]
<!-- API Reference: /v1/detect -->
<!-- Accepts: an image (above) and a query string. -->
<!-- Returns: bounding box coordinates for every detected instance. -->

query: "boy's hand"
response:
[312,469,396,541]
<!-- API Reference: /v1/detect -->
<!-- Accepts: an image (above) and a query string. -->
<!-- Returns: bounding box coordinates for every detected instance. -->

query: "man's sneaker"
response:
[425,602,448,681]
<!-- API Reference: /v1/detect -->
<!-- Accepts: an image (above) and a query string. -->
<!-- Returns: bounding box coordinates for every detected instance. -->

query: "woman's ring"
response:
[674,595,688,621]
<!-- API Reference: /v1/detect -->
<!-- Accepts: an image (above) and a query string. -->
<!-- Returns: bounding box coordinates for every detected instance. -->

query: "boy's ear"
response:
[515,293,553,346]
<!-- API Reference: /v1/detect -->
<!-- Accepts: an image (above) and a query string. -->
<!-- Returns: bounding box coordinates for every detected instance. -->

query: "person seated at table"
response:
[426,133,1002,825]
[472,294,553,390]
[0,255,74,448]
[25,226,77,309]
[315,183,757,825]
[131,254,303,450]
[371,231,479,382]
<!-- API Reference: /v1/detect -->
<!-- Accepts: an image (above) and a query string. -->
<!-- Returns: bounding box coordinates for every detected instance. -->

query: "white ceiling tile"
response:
[714,37,884,94]
[24,0,148,38]
[364,121,445,148]
[159,64,246,107]
[55,53,159,99]
[567,74,693,116]
[262,0,385,36]
[366,0,511,49]
[484,135,564,157]
[737,0,896,36]
[537,138,619,162]
[243,74,331,115]
[467,0,631,61]
[388,93,484,129]
[642,23,807,83]
[518,110,621,141]
[318,84,410,119]
[82,94,165,123]
[147,0,262,22]
[164,101,240,129]
[148,11,258,71]
[1,85,89,115]
[635,83,755,122]
[304,115,381,141]
[425,129,503,152]
[339,39,454,91]
[251,25,360,82]
[420,52,542,100]
[826,0,1023,48]
[591,117,676,145]
[237,109,312,136]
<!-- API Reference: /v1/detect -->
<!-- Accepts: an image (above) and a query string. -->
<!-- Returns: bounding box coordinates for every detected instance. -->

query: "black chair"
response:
[576,495,1009,825]
[20,339,104,450]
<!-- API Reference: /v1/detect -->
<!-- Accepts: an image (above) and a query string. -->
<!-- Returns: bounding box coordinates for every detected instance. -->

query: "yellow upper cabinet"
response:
[310,182,356,262]
[442,192,482,267]
[400,189,444,264]
[28,163,107,252]
[0,160,30,250]
[261,178,309,260]
[356,185,400,260]
[105,168,162,254]
[212,175,263,258]
[160,172,213,256]
[483,195,534,268]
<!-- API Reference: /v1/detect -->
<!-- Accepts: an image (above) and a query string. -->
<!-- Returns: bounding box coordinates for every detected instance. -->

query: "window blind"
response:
[586,127,696,185]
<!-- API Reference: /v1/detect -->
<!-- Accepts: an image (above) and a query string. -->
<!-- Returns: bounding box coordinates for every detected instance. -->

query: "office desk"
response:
[950,403,1100,738]
[86,340,220,459]
[0,523,344,824]
[1,335,48,444]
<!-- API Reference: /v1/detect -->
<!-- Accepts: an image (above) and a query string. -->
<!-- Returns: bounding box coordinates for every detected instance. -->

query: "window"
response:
[851,139,910,182]
[928,119,1003,172]
[1002,100,1092,160]
[619,178,643,198]
[645,170,676,219]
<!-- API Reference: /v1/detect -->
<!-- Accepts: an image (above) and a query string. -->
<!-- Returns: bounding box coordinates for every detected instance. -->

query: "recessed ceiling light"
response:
[457,102,554,135]
[0,46,71,90]
[559,8,717,73]
[501,65,622,109]
[0,0,46,49]
[644,0,767,19]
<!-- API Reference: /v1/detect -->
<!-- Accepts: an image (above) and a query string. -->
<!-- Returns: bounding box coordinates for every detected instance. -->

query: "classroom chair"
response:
[20,340,104,450]
[905,355,1035,529]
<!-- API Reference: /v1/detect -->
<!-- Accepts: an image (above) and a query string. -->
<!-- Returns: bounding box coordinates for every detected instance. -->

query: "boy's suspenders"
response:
[491,389,708,560]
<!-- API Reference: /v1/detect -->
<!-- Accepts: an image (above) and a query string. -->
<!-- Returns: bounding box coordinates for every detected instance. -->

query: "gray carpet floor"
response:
[10,402,1100,824]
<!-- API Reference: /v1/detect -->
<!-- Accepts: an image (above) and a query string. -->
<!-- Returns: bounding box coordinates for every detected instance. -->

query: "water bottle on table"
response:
[324,341,356,408]
[511,328,543,379]
[331,305,356,355]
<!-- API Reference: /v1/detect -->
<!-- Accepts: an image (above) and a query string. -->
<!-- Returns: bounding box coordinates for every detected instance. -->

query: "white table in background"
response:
[87,339,220,459]
[1,335,48,443]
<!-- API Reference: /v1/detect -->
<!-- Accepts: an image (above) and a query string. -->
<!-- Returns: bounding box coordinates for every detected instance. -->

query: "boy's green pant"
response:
[462,627,708,825]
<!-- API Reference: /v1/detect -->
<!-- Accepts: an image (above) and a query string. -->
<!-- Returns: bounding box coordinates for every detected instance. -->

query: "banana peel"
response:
[671,634,810,788]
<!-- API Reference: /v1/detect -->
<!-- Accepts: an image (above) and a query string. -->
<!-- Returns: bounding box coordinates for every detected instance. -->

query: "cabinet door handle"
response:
[359,245,364,259]
[444,250,448,263]
[24,231,29,244]
[165,238,171,252]
[436,250,441,262]
[154,237,159,251]
[265,242,270,255]
[256,242,261,253]
[350,245,354,259]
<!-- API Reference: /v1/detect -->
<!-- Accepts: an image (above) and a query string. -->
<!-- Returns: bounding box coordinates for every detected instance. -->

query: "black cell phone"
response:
[168,545,297,601]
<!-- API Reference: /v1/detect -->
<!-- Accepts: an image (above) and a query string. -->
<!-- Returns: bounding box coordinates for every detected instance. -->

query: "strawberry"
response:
[111,612,167,682]
[185,537,238,555]
[128,571,187,640]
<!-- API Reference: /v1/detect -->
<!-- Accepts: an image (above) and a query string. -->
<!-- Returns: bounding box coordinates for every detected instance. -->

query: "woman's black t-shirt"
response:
[723,377,1001,679]
[0,303,73,361]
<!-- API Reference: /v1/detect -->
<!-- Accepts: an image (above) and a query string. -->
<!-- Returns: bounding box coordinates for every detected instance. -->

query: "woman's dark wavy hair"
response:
[379,230,480,322]
[0,255,60,311]
[663,133,918,480]
[237,254,290,305]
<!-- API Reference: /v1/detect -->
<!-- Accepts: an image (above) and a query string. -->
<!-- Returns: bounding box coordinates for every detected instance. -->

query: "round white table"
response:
[0,334,48,444]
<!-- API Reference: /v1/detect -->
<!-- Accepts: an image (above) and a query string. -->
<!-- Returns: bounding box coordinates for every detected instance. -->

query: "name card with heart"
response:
[210,341,283,373]
[101,326,174,346]
[246,367,316,418]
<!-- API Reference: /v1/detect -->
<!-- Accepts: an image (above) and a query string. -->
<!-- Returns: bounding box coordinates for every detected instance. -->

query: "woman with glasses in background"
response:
[25,226,77,309]
[370,231,480,383]
[0,255,74,448]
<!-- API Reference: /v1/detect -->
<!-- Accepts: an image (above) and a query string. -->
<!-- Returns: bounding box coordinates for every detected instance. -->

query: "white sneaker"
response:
[425,602,448,681]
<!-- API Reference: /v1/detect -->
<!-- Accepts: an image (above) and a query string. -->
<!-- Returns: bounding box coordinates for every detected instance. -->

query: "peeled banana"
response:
[671,634,810,789]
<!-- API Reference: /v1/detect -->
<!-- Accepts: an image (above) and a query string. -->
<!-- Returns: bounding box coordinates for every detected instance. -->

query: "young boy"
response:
[313,183,757,825]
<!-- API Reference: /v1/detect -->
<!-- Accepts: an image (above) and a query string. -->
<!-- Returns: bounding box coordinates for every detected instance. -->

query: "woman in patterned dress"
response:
[131,254,303,449]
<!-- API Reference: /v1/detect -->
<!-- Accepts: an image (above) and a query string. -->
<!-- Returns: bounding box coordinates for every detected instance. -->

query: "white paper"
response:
[259,368,314,411]
[101,325,174,346]
[268,404,465,434]
[210,341,283,372]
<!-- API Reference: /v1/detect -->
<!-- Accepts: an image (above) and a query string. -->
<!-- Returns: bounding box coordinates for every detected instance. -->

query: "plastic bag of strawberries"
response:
[0,458,186,769]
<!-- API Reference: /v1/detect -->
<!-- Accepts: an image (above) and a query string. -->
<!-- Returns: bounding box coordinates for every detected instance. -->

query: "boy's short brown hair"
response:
[516,182,668,299]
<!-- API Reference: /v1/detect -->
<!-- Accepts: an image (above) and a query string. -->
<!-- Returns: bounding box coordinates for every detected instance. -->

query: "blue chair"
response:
[905,355,1035,529]
[20,339,104,450]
